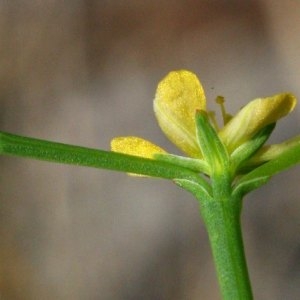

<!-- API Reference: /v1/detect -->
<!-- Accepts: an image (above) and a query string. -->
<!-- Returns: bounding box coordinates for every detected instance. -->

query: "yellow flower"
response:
[111,70,296,169]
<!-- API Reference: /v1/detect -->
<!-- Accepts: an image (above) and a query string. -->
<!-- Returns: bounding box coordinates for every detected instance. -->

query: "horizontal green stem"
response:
[0,131,198,181]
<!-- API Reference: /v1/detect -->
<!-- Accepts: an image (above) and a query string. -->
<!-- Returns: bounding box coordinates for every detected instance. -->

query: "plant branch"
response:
[0,131,198,181]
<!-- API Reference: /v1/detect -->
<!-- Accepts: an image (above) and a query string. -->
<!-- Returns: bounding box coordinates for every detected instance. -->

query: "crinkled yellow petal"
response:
[219,93,297,153]
[153,70,206,158]
[111,136,166,159]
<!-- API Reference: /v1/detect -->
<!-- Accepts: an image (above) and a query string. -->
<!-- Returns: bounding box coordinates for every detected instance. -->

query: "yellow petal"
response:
[153,70,206,158]
[219,93,297,153]
[111,136,166,159]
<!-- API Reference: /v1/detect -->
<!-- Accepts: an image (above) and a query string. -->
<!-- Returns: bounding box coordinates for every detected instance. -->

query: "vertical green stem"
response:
[199,195,253,300]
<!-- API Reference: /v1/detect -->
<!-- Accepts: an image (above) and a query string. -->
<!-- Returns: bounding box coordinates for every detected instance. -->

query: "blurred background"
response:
[0,1,300,299]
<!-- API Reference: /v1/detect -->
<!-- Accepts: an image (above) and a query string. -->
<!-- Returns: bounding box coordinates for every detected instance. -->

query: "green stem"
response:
[199,195,253,300]
[0,131,199,181]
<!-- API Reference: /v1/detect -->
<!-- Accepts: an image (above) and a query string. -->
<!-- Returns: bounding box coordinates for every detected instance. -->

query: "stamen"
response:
[207,110,219,131]
[215,96,232,125]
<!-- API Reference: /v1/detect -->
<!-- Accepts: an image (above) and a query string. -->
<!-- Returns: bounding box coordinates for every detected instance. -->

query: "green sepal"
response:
[230,123,276,174]
[195,110,230,176]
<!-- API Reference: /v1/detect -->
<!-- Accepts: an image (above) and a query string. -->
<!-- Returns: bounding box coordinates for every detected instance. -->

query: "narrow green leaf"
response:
[243,134,300,169]
[231,123,276,173]
[233,140,300,195]
[0,131,199,181]
[175,178,213,202]
[154,153,210,175]
[232,176,270,198]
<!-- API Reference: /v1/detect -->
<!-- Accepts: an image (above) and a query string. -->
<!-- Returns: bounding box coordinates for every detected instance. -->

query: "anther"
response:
[215,96,232,125]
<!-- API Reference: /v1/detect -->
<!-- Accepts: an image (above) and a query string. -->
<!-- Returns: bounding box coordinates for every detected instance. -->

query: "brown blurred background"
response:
[0,1,300,299]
